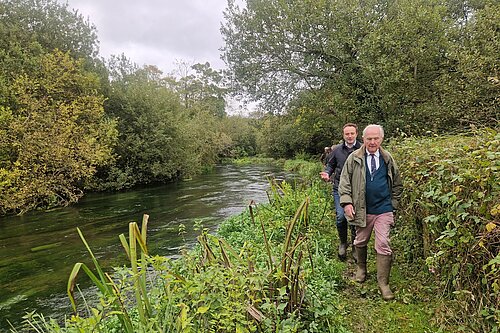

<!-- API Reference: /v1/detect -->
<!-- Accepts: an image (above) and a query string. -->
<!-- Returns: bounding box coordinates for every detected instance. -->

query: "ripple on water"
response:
[0,164,294,331]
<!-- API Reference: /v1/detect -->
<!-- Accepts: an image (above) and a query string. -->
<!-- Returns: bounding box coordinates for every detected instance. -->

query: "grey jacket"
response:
[338,145,403,227]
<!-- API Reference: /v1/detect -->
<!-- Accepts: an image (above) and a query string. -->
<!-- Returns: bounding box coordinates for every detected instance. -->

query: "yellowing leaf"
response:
[196,306,209,314]
[236,324,249,333]
[486,222,497,232]
[490,204,500,216]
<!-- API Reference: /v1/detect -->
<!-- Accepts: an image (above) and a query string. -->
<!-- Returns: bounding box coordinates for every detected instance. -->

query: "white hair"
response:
[362,124,384,138]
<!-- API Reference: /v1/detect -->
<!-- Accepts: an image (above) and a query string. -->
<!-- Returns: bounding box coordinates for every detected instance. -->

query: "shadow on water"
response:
[0,164,294,331]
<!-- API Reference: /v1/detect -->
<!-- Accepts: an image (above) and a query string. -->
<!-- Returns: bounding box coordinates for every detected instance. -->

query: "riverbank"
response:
[12,133,499,332]
[1,164,289,332]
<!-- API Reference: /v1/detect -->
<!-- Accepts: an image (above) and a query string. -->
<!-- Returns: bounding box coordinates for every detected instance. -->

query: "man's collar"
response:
[365,149,380,157]
[344,140,357,149]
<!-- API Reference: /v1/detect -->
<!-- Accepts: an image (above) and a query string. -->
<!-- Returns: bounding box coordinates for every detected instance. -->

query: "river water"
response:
[0,164,289,331]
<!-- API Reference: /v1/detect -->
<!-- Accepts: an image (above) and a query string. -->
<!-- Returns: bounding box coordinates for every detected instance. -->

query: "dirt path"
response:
[336,250,449,333]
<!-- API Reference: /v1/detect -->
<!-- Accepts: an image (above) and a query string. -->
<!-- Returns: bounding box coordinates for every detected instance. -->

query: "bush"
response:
[391,128,499,331]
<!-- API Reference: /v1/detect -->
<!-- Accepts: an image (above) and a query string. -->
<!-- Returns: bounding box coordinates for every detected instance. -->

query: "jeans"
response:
[334,189,356,246]
[333,189,346,228]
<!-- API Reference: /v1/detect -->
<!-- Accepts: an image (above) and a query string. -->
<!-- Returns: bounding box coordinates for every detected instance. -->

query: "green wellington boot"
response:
[350,225,357,262]
[376,253,395,301]
[337,224,348,261]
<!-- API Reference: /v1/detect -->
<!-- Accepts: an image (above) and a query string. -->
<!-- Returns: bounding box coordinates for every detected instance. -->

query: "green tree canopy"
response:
[0,0,106,107]
[0,50,116,214]
[221,0,381,111]
[0,0,99,60]
[221,0,499,136]
[172,61,228,118]
[97,56,188,189]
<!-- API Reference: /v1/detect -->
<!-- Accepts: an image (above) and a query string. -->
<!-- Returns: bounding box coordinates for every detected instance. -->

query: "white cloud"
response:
[64,0,228,73]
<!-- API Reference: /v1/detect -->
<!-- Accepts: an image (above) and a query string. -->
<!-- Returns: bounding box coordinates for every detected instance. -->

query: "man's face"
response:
[363,126,383,153]
[343,126,357,145]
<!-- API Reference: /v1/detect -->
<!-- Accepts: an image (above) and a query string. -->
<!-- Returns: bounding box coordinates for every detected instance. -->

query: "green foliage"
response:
[172,61,228,118]
[222,0,378,112]
[222,0,499,135]
[0,0,106,102]
[0,0,99,61]
[257,115,303,158]
[0,0,114,213]
[286,90,351,153]
[182,106,232,171]
[0,50,116,214]
[391,128,499,331]
[436,1,500,128]
[247,97,353,160]
[219,116,258,157]
[230,156,283,166]
[91,57,235,190]
[360,0,454,134]
[95,59,187,189]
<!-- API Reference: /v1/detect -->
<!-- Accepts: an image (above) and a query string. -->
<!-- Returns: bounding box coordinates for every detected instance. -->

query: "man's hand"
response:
[344,204,355,221]
[319,172,330,182]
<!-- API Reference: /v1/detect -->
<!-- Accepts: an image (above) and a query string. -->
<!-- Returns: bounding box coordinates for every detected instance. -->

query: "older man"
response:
[338,124,403,300]
[320,123,361,260]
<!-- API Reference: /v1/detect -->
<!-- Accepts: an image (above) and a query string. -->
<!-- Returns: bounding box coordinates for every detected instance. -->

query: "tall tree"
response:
[98,56,189,189]
[221,0,380,112]
[219,116,258,157]
[360,0,454,134]
[0,50,116,214]
[0,0,99,61]
[0,0,108,103]
[222,0,499,136]
[437,1,500,127]
[173,61,228,118]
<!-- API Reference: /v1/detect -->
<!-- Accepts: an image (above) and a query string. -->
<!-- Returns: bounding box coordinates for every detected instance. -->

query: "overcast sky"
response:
[61,0,231,75]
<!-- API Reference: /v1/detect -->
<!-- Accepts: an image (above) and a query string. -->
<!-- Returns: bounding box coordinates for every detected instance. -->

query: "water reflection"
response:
[0,164,290,331]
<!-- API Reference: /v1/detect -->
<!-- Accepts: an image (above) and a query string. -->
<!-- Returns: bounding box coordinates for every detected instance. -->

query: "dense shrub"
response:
[391,128,499,331]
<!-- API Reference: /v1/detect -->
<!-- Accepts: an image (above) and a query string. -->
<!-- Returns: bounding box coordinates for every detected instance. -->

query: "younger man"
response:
[320,123,361,260]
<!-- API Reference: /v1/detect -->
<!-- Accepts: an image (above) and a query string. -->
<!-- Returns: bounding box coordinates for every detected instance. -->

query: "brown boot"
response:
[377,254,395,301]
[355,246,367,283]
[351,245,357,263]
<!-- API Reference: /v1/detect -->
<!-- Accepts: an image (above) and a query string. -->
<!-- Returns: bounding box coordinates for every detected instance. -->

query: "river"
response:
[0,164,290,331]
